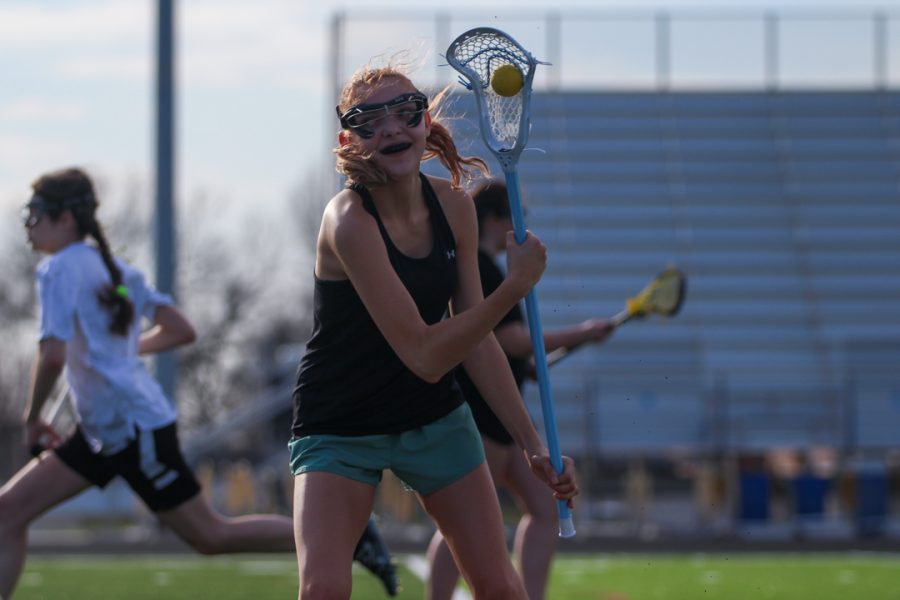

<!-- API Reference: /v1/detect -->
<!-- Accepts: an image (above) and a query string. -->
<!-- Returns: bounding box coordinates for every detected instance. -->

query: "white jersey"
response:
[36,241,178,455]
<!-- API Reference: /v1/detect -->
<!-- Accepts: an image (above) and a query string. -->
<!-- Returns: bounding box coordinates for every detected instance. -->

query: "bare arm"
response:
[139,305,197,355]
[452,200,578,501]
[321,183,545,383]
[24,338,66,424]
[460,338,545,455]
[23,338,67,452]
[461,335,577,501]
[495,318,614,359]
[449,193,545,456]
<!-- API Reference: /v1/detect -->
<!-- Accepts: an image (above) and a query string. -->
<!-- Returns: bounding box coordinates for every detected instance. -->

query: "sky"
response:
[2,0,898,220]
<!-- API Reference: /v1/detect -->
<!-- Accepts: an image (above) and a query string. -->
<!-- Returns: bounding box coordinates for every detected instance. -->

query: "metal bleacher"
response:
[435,90,900,457]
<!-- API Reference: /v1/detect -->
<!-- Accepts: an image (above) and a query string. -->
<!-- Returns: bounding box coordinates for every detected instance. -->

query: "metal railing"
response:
[327,8,900,189]
[330,8,900,94]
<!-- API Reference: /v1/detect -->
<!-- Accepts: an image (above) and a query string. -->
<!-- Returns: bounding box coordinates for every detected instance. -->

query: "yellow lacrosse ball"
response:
[491,64,524,97]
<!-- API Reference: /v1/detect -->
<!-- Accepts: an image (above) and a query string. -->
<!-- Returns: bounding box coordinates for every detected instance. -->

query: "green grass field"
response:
[14,553,900,600]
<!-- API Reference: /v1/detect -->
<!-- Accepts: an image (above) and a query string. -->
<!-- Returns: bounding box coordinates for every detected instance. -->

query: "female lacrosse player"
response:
[0,167,396,600]
[289,62,578,599]
[427,180,614,600]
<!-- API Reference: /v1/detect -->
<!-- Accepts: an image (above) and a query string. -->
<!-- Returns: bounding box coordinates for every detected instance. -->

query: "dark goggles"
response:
[337,92,429,139]
[21,194,95,228]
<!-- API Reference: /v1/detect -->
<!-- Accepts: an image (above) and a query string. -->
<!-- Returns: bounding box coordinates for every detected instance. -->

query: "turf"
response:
[14,557,414,600]
[546,554,900,600]
[14,553,900,599]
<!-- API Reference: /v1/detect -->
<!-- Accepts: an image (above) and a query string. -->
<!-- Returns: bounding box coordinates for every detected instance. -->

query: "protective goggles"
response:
[336,92,429,139]
[21,194,95,228]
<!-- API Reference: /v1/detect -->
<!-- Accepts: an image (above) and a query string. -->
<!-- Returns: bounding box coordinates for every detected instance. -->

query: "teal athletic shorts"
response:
[289,403,485,496]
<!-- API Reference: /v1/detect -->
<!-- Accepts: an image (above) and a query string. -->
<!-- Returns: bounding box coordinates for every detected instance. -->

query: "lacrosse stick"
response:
[447,27,575,538]
[546,267,687,366]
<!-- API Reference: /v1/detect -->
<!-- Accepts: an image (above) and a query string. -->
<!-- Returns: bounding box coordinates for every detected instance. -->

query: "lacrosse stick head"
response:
[626,267,687,319]
[446,28,540,169]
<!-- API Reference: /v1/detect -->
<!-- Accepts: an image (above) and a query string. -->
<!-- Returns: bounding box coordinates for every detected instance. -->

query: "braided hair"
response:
[31,168,134,336]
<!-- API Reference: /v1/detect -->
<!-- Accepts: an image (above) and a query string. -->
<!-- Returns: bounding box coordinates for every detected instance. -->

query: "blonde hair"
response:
[334,65,488,190]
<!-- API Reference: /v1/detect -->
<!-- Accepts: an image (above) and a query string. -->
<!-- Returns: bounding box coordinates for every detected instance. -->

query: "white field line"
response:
[403,555,471,600]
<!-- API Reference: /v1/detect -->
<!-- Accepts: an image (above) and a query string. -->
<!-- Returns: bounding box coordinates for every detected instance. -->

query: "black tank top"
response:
[291,173,463,437]
[455,249,526,445]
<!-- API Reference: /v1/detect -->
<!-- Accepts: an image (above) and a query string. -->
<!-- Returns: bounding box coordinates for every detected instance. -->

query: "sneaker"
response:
[353,516,399,596]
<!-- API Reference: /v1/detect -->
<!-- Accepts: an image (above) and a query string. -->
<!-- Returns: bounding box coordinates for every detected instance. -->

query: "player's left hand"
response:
[584,318,615,343]
[528,452,578,507]
[25,419,62,457]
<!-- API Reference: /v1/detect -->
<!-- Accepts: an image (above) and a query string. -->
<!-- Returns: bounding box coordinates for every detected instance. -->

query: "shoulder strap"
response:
[348,182,394,250]
[348,182,375,215]
[419,173,456,252]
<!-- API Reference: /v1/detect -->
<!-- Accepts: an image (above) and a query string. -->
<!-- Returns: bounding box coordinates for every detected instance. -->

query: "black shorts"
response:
[55,423,201,512]
[466,395,514,446]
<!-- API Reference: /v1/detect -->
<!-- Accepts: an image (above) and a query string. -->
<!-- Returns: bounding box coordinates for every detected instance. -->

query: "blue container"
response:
[856,470,888,537]
[738,472,770,521]
[793,474,829,518]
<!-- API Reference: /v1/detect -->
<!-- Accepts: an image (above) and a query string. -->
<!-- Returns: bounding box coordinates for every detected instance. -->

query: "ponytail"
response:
[31,168,134,336]
[423,119,488,190]
[76,208,134,336]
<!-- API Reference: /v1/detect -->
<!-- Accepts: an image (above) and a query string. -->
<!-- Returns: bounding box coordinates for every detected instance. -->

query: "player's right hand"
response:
[505,230,546,295]
[527,452,579,507]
